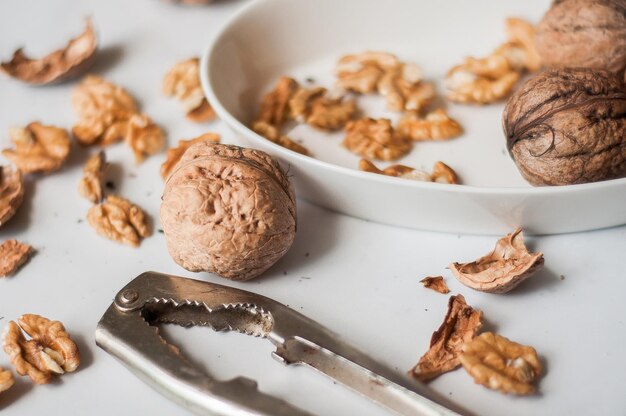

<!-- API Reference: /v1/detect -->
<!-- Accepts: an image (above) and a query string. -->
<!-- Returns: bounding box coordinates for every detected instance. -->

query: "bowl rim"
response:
[200,0,626,198]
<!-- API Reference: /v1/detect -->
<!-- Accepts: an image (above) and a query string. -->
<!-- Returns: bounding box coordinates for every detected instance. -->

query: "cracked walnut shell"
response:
[449,228,544,293]
[344,118,411,161]
[0,240,33,277]
[460,332,542,395]
[163,57,216,122]
[3,315,79,385]
[3,123,71,174]
[397,109,463,142]
[289,87,356,130]
[0,19,97,85]
[87,195,151,247]
[420,276,450,294]
[161,142,296,281]
[410,294,482,381]
[0,367,14,394]
[0,166,24,227]
[161,133,220,180]
[78,151,107,203]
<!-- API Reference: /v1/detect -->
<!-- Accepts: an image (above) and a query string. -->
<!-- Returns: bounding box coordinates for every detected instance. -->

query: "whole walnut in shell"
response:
[503,68,626,186]
[535,0,626,74]
[161,142,296,280]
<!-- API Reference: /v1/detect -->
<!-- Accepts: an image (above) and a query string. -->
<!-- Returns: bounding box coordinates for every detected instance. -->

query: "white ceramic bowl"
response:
[201,0,626,235]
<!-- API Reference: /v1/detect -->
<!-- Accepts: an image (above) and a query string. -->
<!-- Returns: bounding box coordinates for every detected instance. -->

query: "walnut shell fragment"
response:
[536,0,626,74]
[163,57,216,122]
[87,195,151,247]
[3,315,80,385]
[78,151,107,203]
[0,367,14,394]
[160,133,220,180]
[161,142,296,281]
[343,118,412,161]
[0,166,24,227]
[503,68,626,186]
[0,19,97,85]
[420,276,450,294]
[460,332,542,395]
[410,294,483,381]
[0,240,33,277]
[3,123,71,174]
[449,228,544,294]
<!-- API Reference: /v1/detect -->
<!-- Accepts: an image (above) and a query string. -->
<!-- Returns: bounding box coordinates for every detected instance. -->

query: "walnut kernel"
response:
[460,332,542,395]
[161,133,220,179]
[343,118,411,161]
[410,294,483,381]
[335,51,400,94]
[0,240,33,277]
[376,64,431,111]
[0,367,14,394]
[0,166,24,227]
[163,57,216,122]
[449,228,544,293]
[3,123,71,174]
[420,276,450,294]
[397,109,463,141]
[289,87,356,130]
[445,56,520,104]
[359,159,459,184]
[87,195,151,247]
[78,151,107,203]
[125,114,165,164]
[256,76,300,128]
[252,121,310,156]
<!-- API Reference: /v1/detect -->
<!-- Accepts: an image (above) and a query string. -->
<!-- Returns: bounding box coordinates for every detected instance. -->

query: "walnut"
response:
[460,332,542,395]
[163,57,216,122]
[3,315,80,385]
[449,228,544,293]
[0,19,97,85]
[503,68,626,186]
[0,240,33,277]
[335,51,400,94]
[377,64,433,112]
[125,114,165,164]
[3,123,71,174]
[161,142,296,281]
[289,87,357,130]
[256,76,300,128]
[496,18,542,73]
[71,75,138,146]
[343,118,412,161]
[252,121,310,156]
[160,133,220,179]
[536,0,626,74]
[0,166,24,227]
[410,294,483,381]
[87,195,151,247]
[78,151,107,203]
[0,367,14,394]
[359,159,459,184]
[397,109,463,141]
[419,276,450,294]
[445,55,520,104]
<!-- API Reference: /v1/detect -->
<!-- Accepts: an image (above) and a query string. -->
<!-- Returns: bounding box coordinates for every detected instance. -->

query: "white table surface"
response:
[1,1,625,415]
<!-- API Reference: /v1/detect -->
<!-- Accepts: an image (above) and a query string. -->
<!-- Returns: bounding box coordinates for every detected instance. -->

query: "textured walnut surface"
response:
[161,142,296,281]
[3,123,71,174]
[0,239,33,277]
[536,0,626,74]
[0,166,24,227]
[503,68,626,186]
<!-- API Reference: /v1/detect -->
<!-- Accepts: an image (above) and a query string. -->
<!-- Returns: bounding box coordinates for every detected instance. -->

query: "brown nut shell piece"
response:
[449,228,544,293]
[460,332,542,395]
[410,294,483,381]
[0,239,33,277]
[3,123,71,174]
[0,166,24,227]
[0,367,14,394]
[343,118,412,161]
[503,68,626,186]
[420,276,450,294]
[161,142,297,281]
[87,195,151,247]
[535,0,626,74]
[160,133,220,180]
[0,19,97,85]
[78,151,107,203]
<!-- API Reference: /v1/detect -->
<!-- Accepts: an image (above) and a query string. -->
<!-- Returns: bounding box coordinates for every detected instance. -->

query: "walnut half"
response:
[0,166,24,227]
[3,315,80,385]
[163,57,216,122]
[3,123,71,174]
[343,118,412,161]
[0,239,33,277]
[87,195,151,247]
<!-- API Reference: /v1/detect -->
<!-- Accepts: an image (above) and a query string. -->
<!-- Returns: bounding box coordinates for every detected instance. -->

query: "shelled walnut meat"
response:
[0,367,14,394]
[161,142,297,281]
[411,294,483,381]
[160,133,220,179]
[78,151,107,203]
[3,123,71,174]
[343,118,412,161]
[256,76,300,128]
[359,159,459,184]
[252,121,310,156]
[3,315,79,385]
[87,195,151,247]
[0,19,97,85]
[449,228,544,293]
[397,109,463,142]
[0,166,24,227]
[536,0,626,74]
[163,57,216,122]
[503,68,626,186]
[289,86,356,130]
[0,240,33,277]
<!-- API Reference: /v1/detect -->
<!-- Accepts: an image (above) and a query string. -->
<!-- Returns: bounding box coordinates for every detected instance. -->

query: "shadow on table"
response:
[0,377,32,411]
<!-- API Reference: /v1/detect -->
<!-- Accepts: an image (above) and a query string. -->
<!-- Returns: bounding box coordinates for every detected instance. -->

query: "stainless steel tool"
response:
[95,272,469,416]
